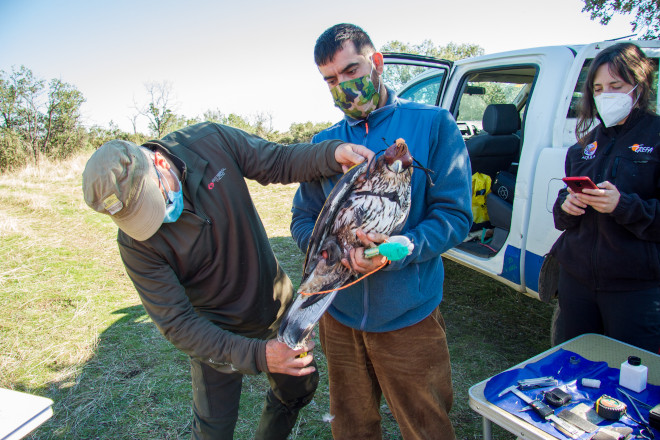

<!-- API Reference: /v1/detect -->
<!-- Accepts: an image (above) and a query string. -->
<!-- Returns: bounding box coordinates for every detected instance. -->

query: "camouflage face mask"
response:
[331,68,380,120]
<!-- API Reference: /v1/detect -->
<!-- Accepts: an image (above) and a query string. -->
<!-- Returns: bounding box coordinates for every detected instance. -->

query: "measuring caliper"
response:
[498,384,582,438]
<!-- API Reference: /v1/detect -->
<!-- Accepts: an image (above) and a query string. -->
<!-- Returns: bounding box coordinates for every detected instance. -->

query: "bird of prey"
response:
[278,139,416,349]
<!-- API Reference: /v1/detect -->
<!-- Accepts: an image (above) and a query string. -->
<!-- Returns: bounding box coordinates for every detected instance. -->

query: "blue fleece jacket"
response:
[290,89,472,332]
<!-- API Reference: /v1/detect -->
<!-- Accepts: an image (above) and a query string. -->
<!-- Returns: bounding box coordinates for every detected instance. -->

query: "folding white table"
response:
[468,333,660,439]
[0,388,53,440]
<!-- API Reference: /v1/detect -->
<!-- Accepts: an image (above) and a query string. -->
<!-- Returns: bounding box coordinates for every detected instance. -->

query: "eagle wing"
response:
[278,163,368,349]
[302,161,368,278]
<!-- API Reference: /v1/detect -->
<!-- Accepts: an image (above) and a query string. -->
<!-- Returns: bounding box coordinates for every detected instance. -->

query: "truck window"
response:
[454,66,537,139]
[390,67,445,106]
[398,73,443,105]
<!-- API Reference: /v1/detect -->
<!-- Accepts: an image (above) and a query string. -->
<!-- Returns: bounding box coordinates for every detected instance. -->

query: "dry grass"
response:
[1,152,555,439]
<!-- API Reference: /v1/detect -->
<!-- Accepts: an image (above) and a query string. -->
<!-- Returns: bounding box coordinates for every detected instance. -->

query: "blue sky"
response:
[0,0,637,133]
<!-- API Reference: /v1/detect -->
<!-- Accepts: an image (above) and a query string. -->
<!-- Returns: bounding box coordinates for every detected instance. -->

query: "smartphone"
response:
[562,176,599,193]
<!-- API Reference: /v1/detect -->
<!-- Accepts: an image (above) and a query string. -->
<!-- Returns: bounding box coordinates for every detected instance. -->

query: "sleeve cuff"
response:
[255,339,269,373]
[323,140,344,173]
[611,192,632,220]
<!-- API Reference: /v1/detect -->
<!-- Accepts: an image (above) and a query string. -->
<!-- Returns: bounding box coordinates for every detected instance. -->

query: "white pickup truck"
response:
[383,40,660,301]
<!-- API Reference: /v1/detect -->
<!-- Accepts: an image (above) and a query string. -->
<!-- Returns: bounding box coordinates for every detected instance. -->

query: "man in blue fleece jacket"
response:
[290,23,472,439]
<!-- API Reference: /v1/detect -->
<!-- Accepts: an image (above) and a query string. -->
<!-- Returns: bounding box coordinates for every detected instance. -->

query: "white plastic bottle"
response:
[619,356,648,393]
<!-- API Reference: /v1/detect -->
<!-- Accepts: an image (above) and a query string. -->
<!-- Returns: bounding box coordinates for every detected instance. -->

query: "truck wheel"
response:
[538,253,559,303]
[550,302,565,347]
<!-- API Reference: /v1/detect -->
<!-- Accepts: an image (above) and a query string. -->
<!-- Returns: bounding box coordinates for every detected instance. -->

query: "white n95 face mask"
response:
[594,85,638,127]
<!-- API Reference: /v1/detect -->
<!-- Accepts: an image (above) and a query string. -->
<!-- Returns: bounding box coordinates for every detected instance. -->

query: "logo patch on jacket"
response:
[630,143,654,154]
[582,141,597,160]
[207,168,226,190]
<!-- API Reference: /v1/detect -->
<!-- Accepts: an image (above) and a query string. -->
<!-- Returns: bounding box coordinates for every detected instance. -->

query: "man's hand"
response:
[341,229,388,274]
[335,143,374,173]
[265,339,316,376]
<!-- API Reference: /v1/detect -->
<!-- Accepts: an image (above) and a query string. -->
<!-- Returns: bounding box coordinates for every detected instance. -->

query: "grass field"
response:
[0,152,555,439]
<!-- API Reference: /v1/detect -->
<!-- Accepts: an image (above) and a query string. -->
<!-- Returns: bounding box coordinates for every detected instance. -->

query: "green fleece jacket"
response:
[118,122,343,374]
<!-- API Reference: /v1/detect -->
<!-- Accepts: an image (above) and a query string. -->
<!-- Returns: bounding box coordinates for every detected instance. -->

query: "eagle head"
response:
[384,138,413,174]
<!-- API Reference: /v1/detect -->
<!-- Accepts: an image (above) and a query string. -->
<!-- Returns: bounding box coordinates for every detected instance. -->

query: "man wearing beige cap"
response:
[82,121,372,440]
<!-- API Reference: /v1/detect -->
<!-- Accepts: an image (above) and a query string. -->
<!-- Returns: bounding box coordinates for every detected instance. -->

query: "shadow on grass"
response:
[28,236,333,440]
[28,241,555,440]
[268,236,557,439]
[442,259,556,439]
[31,305,192,440]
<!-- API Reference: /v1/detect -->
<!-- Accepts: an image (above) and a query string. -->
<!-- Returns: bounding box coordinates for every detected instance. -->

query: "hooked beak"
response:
[389,160,403,174]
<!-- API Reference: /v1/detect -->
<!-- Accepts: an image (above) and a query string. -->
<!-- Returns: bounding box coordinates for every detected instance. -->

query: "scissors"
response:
[616,387,655,440]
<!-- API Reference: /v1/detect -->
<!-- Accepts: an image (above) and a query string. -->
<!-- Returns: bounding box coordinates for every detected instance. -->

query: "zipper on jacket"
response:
[183,192,212,225]
[590,210,600,289]
[192,193,212,225]
[592,136,616,289]
[198,207,212,225]
[185,208,212,225]
[360,277,369,330]
[360,121,370,330]
[611,157,620,183]
[598,138,616,182]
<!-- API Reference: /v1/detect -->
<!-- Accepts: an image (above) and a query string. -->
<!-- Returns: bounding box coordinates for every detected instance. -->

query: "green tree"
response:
[0,66,44,164]
[380,40,484,91]
[275,121,333,144]
[42,78,86,159]
[250,112,276,140]
[0,128,28,171]
[582,0,659,39]
[202,109,279,141]
[88,122,148,149]
[203,109,253,132]
[169,114,202,133]
[0,66,86,169]
[136,81,178,138]
[0,65,44,131]
[382,40,484,61]
[202,109,225,124]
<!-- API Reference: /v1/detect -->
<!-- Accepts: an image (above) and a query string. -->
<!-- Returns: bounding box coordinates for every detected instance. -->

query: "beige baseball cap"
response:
[82,140,166,241]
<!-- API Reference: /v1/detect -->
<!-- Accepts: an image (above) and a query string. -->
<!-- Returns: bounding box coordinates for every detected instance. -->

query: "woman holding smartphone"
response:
[550,42,660,352]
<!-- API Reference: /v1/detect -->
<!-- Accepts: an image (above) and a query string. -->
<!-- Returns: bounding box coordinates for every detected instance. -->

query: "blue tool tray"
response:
[484,348,660,439]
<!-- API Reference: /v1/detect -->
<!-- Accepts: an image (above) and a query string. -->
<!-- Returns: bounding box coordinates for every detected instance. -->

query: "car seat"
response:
[484,170,516,252]
[465,104,521,180]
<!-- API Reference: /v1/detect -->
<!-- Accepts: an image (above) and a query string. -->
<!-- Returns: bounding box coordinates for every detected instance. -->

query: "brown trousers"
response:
[319,308,455,440]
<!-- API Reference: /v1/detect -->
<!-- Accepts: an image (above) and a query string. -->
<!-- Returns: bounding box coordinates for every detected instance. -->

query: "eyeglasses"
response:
[153,163,173,205]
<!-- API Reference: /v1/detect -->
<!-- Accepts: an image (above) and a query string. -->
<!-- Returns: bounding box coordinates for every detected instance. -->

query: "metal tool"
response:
[557,408,599,433]
[498,385,583,438]
[617,387,655,439]
[517,376,558,390]
[616,388,647,423]
[616,387,653,409]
